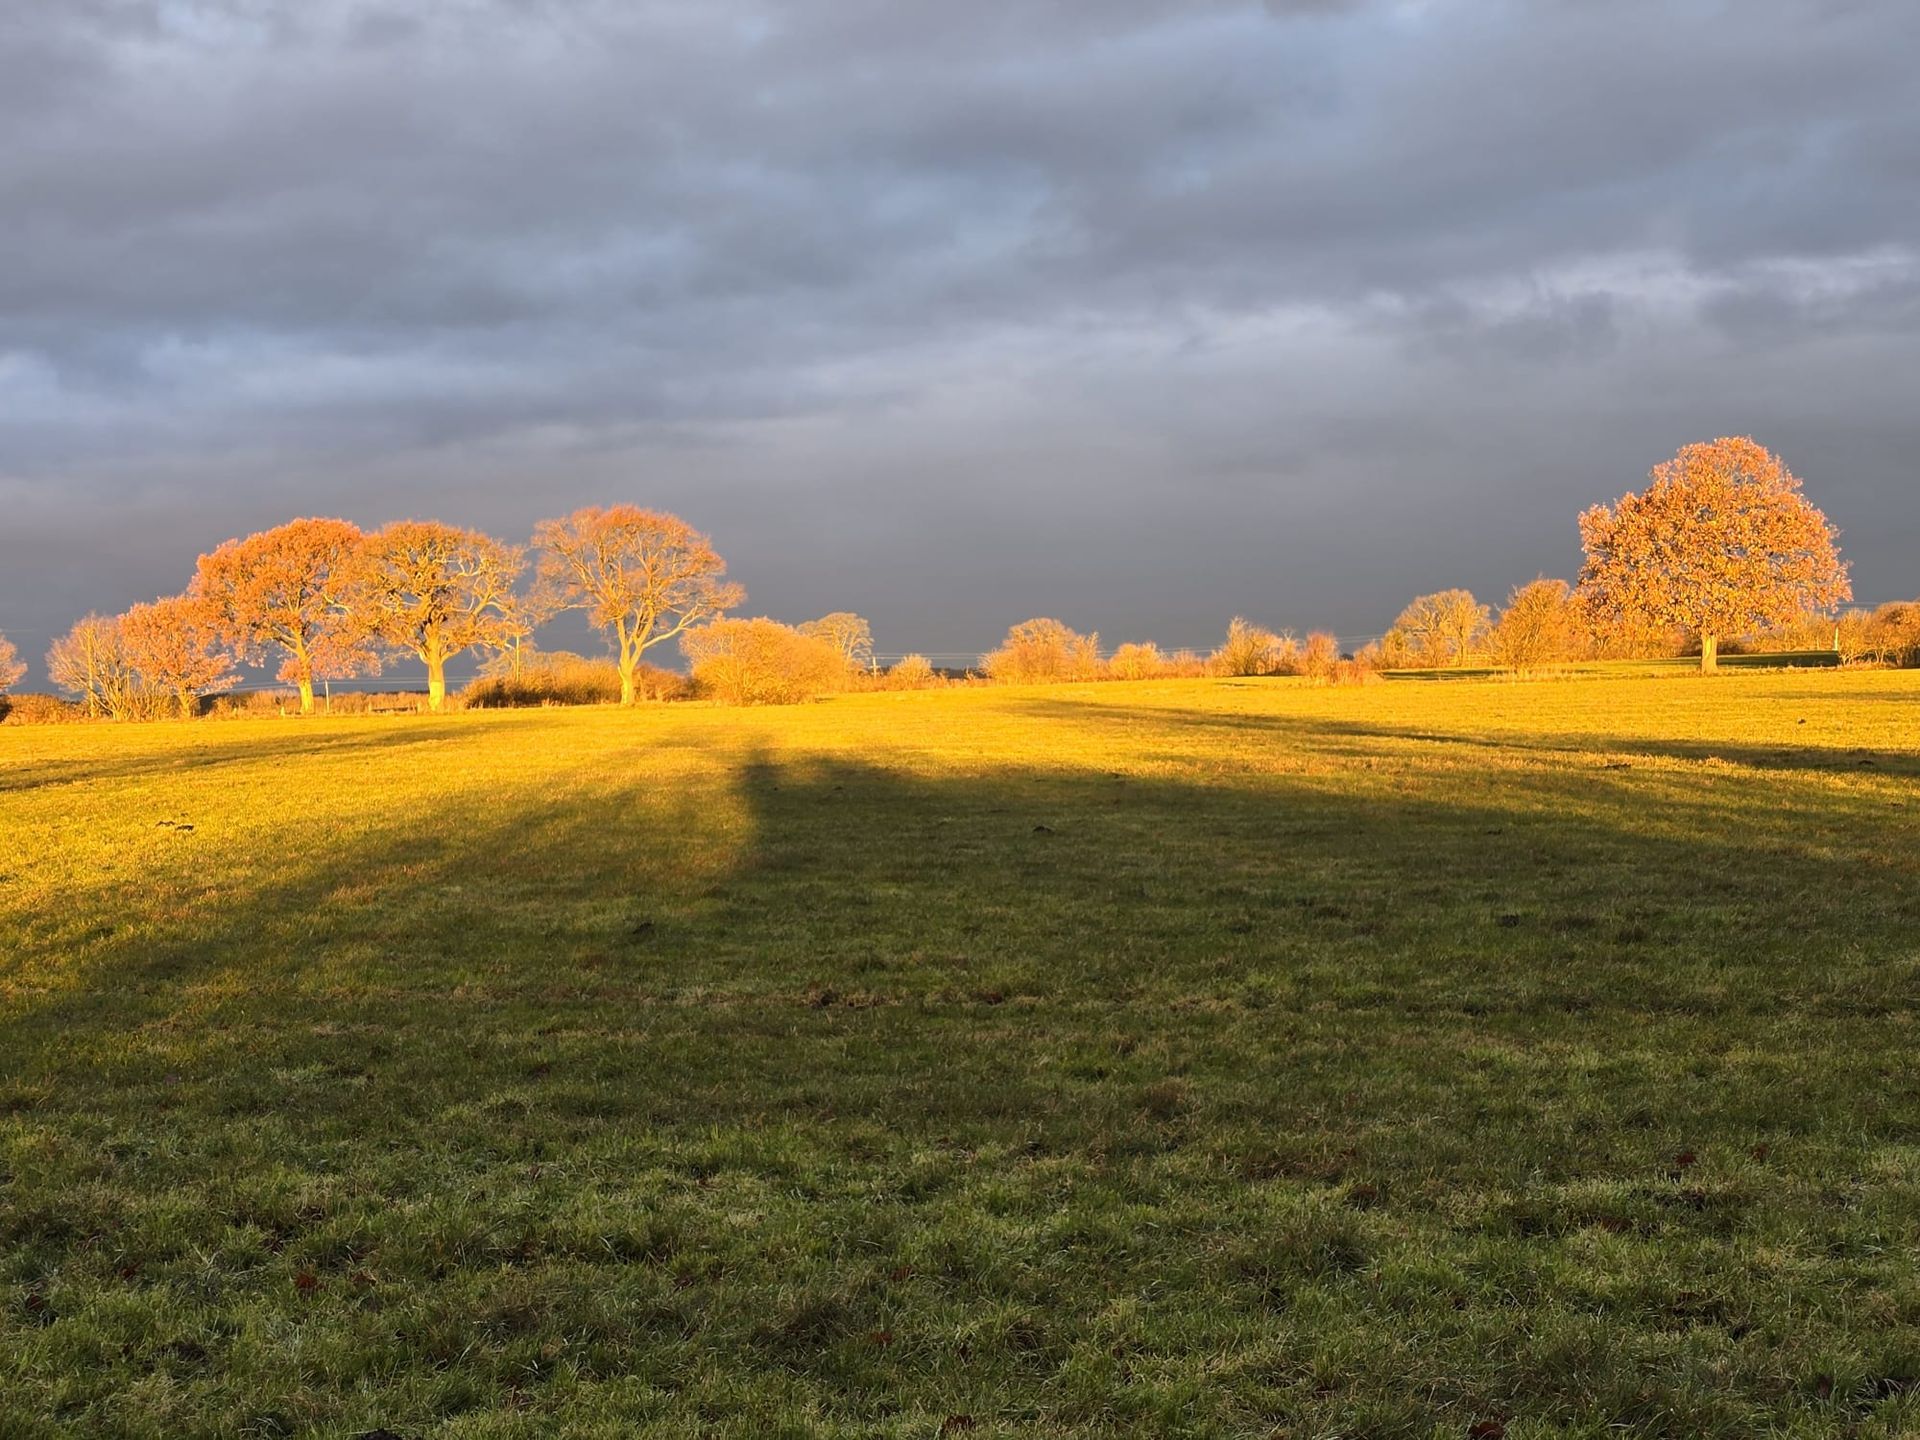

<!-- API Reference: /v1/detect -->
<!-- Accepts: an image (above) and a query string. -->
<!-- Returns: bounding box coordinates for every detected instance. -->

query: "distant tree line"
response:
[0,436,1910,721]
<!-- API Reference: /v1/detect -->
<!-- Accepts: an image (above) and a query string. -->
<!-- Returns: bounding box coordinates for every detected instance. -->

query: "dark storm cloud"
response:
[3,0,1917,677]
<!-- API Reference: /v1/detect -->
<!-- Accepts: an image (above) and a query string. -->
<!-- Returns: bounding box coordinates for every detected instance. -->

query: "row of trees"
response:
[1375,579,1920,672]
[0,435,1903,716]
[34,507,747,717]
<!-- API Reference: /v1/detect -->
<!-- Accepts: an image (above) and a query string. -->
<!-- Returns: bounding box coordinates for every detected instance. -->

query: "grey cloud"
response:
[2,0,1917,680]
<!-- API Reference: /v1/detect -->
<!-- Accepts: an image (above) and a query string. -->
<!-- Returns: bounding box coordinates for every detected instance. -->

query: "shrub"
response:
[1107,641,1170,681]
[1492,578,1586,672]
[1299,632,1340,679]
[0,693,86,725]
[886,654,938,690]
[1211,618,1293,677]
[1323,658,1381,686]
[464,651,636,708]
[1872,601,1920,666]
[683,617,845,705]
[982,619,1102,684]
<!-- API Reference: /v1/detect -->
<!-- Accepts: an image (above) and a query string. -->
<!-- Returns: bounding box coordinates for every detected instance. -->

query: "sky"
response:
[4,0,1917,681]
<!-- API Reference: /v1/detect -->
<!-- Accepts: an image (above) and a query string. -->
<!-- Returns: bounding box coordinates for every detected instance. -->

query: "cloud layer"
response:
[4,0,1917,675]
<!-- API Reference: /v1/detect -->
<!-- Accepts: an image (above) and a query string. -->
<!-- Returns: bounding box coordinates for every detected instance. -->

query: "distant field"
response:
[3,672,1918,1438]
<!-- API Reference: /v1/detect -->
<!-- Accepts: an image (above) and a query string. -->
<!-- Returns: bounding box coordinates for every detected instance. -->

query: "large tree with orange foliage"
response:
[191,517,376,712]
[121,595,238,717]
[348,521,525,711]
[1578,437,1850,673]
[532,507,743,705]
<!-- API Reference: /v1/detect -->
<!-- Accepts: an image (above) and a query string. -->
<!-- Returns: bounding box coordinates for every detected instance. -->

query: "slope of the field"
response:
[3,672,1918,1438]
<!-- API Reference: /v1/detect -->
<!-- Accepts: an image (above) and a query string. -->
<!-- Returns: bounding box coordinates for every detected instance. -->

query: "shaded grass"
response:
[2,671,1919,1437]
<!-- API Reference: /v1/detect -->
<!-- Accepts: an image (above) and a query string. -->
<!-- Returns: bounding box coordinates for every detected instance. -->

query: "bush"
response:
[1107,641,1170,681]
[464,652,637,708]
[982,619,1102,684]
[0,693,87,725]
[1299,632,1340,679]
[1321,658,1381,686]
[886,654,938,690]
[683,617,845,705]
[1211,618,1293,677]
[1492,578,1586,672]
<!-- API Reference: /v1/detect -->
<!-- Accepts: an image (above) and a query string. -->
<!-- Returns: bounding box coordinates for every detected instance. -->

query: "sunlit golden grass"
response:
[4,671,1919,1436]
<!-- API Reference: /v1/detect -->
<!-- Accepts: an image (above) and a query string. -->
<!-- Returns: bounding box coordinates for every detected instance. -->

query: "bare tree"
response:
[1388,590,1489,668]
[799,612,875,671]
[121,595,239,717]
[349,521,525,711]
[47,614,142,719]
[533,506,744,705]
[0,630,24,693]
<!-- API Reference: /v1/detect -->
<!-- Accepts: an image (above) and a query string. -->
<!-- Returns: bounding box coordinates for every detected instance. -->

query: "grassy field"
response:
[3,671,1918,1438]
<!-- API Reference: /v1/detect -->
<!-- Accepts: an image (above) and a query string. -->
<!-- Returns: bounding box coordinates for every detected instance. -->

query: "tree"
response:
[121,595,238,717]
[1387,589,1489,668]
[0,631,23,693]
[681,617,844,705]
[1492,578,1584,672]
[533,507,744,705]
[798,612,875,671]
[191,518,376,712]
[47,614,142,719]
[349,521,525,711]
[1578,437,1850,673]
[982,618,1102,683]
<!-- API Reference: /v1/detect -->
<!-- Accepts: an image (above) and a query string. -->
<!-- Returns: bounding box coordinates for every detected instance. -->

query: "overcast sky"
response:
[4,0,1917,679]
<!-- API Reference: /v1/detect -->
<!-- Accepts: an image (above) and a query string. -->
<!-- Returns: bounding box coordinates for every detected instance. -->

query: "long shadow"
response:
[0,713,548,794]
[6,724,1920,1431]
[1013,694,1920,778]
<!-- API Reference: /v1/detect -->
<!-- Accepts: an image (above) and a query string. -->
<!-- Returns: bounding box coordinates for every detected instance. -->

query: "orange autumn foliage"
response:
[533,507,744,706]
[1578,437,1850,672]
[349,520,525,711]
[120,594,239,717]
[191,517,378,711]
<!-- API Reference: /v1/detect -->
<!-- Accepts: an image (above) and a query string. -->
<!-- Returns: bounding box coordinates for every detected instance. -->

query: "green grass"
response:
[3,671,1919,1438]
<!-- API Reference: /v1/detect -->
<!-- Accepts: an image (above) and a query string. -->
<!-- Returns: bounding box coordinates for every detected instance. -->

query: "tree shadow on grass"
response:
[0,714,552,795]
[4,724,1920,1434]
[1012,694,1920,778]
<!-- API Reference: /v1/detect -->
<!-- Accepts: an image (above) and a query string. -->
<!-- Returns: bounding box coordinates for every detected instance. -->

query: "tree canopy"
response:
[1578,436,1849,672]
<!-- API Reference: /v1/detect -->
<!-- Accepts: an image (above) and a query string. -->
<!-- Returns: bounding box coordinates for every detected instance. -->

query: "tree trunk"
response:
[298,677,315,713]
[427,656,447,712]
[619,659,637,706]
[178,690,195,720]
[1699,633,1718,674]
